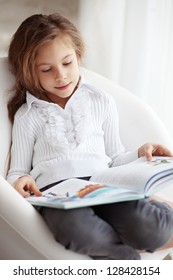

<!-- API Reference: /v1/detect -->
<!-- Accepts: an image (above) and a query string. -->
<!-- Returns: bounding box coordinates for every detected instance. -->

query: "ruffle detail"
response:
[33,90,91,152]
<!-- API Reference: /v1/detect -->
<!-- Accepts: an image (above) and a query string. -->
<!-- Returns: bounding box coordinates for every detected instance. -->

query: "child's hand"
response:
[12,175,42,198]
[138,143,173,161]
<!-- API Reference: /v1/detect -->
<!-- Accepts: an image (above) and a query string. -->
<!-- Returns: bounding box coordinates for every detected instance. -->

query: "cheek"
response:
[38,74,50,87]
[72,64,80,78]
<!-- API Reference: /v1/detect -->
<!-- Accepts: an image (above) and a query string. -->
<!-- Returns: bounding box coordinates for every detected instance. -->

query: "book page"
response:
[26,178,143,209]
[26,157,173,209]
[41,178,137,199]
[91,157,173,193]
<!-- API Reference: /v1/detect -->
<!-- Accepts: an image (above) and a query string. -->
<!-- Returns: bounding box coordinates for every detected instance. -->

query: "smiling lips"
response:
[55,82,71,90]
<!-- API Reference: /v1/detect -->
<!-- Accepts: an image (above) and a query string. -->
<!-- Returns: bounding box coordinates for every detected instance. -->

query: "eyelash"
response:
[41,62,72,73]
[63,61,72,66]
[42,69,51,73]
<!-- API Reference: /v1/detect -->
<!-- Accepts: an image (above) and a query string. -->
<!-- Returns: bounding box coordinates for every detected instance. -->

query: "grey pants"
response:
[38,199,173,260]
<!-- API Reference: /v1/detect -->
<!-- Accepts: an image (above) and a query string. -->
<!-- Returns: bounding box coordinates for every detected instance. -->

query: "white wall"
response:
[0,0,79,56]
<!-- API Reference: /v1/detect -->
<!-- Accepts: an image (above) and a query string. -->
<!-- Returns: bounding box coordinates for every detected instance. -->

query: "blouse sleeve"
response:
[6,115,35,185]
[102,94,138,167]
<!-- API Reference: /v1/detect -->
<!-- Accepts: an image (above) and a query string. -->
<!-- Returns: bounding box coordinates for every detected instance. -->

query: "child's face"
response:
[36,35,80,106]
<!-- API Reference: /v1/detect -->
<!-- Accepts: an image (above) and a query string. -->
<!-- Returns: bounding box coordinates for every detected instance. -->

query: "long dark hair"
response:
[8,13,85,123]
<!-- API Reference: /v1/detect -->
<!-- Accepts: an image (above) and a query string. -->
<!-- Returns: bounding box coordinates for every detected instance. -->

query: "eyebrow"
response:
[36,54,73,67]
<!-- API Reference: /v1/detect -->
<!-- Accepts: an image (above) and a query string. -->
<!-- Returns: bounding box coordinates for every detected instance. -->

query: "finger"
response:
[153,145,173,157]
[160,147,173,157]
[13,177,41,197]
[13,182,31,197]
[20,189,31,198]
[29,183,42,196]
[144,144,153,161]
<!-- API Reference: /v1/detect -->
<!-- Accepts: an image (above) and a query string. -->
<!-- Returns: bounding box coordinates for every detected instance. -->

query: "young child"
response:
[7,13,173,260]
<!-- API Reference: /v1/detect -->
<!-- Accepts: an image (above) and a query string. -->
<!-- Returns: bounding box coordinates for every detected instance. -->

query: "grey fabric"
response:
[38,199,173,259]
[40,205,140,260]
[93,199,173,252]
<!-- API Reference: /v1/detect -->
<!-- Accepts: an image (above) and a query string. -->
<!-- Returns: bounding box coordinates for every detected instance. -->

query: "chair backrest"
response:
[0,57,172,177]
[0,57,13,177]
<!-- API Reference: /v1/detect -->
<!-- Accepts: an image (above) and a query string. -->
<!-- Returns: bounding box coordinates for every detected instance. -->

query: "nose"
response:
[54,68,67,81]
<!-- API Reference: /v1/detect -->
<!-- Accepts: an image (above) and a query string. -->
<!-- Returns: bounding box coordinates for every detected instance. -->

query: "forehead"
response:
[37,35,74,57]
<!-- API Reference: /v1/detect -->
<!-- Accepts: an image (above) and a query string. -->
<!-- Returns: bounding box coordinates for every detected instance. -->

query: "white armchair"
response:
[0,57,173,260]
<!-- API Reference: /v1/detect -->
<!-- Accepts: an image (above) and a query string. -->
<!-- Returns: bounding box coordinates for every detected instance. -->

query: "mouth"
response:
[55,82,72,90]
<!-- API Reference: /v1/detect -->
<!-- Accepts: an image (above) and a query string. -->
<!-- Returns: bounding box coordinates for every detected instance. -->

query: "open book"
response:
[26,156,173,209]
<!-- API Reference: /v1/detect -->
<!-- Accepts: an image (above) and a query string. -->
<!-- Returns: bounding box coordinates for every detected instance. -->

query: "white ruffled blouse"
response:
[34,88,91,152]
[7,77,138,188]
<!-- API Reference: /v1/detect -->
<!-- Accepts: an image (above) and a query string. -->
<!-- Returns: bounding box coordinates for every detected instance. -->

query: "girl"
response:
[7,13,173,260]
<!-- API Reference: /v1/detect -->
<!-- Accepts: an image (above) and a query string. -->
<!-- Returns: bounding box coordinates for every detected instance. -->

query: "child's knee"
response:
[125,221,171,251]
[122,200,173,251]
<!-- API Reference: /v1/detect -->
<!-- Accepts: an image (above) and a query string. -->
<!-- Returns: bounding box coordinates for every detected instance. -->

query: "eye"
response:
[41,68,51,73]
[63,61,72,66]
